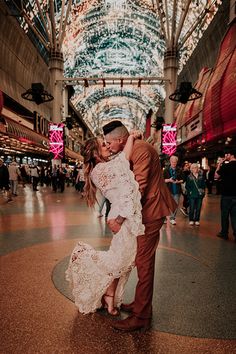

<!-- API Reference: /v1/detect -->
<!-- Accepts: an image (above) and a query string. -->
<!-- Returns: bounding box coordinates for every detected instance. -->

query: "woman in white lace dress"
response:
[66,133,144,315]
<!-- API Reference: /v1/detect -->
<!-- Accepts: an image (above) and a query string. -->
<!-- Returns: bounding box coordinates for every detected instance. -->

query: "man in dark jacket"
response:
[215,149,236,241]
[0,159,12,202]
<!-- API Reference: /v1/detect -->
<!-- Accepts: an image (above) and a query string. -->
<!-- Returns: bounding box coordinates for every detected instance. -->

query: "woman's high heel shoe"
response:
[101,294,119,316]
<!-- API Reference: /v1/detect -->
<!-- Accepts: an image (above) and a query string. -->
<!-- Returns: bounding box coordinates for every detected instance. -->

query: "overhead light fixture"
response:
[21,83,54,105]
[169,82,202,104]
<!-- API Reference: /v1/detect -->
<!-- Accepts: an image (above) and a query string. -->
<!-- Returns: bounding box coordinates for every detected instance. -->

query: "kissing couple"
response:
[66,120,176,332]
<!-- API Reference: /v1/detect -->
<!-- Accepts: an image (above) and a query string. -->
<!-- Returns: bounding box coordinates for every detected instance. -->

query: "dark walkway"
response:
[1,185,236,354]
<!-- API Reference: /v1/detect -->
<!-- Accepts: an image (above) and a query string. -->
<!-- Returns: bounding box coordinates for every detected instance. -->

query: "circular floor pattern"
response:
[52,247,236,339]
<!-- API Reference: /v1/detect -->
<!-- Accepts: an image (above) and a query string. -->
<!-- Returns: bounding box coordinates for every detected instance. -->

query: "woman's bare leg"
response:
[106,278,119,296]
[103,278,119,313]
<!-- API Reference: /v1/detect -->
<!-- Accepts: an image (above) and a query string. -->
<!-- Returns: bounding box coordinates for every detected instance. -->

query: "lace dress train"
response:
[66,152,144,314]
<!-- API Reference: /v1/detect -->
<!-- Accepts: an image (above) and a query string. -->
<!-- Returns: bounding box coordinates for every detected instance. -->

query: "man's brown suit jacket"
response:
[130,139,177,224]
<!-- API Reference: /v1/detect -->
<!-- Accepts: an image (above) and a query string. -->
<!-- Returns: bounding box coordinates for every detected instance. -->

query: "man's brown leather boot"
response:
[120,302,134,313]
[112,315,151,332]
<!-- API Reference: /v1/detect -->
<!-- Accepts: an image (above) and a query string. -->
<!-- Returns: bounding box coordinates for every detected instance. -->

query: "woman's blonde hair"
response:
[81,138,100,207]
[190,163,199,172]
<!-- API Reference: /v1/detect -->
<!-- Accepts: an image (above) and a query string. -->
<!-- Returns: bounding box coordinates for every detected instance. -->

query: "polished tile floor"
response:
[1,184,236,354]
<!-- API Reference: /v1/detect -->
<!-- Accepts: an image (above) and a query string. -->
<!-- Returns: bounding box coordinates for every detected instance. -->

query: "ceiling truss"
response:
[57,76,171,88]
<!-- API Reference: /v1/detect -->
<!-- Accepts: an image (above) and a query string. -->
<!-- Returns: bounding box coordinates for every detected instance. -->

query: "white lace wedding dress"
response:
[66,151,144,314]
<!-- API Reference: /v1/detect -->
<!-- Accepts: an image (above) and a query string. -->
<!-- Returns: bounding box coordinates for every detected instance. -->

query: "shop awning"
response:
[4,116,49,148]
[0,116,83,161]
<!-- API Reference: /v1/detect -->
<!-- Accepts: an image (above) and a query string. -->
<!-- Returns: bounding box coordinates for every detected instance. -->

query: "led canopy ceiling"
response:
[5,0,222,132]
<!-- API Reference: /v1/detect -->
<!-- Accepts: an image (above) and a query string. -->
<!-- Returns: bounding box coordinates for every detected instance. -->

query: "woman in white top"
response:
[66,133,144,315]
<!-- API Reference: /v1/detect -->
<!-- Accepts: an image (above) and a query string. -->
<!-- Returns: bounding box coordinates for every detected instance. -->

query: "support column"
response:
[49,50,64,166]
[163,48,178,124]
[49,50,64,124]
[62,86,69,121]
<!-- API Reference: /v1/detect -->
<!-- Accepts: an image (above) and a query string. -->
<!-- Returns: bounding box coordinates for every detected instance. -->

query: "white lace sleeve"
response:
[114,152,137,219]
[91,152,141,221]
[90,162,113,195]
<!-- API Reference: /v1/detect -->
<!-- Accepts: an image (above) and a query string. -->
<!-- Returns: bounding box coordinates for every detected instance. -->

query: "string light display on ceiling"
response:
[5,0,222,132]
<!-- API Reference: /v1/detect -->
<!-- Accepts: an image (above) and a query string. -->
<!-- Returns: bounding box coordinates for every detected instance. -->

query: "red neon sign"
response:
[161,124,177,155]
[49,123,65,159]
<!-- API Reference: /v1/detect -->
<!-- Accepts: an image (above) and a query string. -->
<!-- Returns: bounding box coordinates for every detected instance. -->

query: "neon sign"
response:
[49,123,65,159]
[161,124,177,155]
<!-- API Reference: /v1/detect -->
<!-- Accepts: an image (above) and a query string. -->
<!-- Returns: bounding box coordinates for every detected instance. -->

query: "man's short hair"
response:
[102,120,124,135]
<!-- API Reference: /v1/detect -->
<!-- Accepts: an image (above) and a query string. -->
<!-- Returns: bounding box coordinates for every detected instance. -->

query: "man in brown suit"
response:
[102,120,177,331]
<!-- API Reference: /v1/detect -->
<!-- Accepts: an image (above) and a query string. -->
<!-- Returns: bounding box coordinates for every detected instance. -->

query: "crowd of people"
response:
[162,154,236,229]
[163,156,206,226]
[0,160,85,201]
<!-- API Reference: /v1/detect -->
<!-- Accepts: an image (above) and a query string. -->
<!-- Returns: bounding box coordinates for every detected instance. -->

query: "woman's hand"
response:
[107,219,121,234]
[130,130,143,140]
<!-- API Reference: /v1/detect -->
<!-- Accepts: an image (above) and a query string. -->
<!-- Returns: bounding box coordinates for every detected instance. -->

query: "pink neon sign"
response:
[49,123,65,159]
[161,124,177,155]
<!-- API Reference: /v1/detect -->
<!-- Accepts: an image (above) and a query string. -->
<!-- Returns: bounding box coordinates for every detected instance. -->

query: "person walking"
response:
[163,155,184,225]
[205,164,215,194]
[186,163,206,226]
[19,164,28,187]
[102,120,177,332]
[51,165,59,192]
[0,159,12,202]
[215,149,236,241]
[8,161,20,196]
[75,164,85,197]
[30,165,39,191]
[180,161,190,217]
[58,166,66,192]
